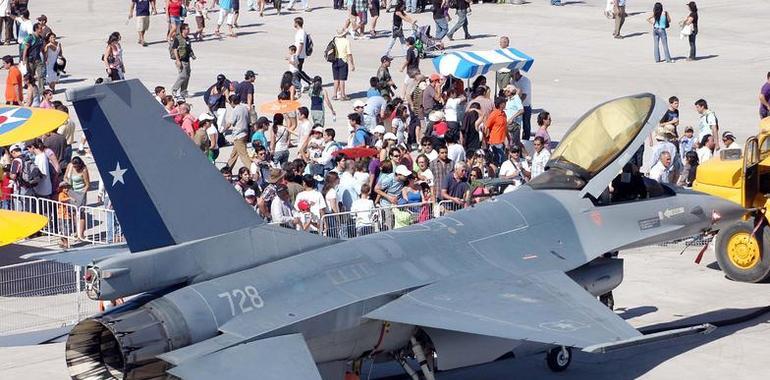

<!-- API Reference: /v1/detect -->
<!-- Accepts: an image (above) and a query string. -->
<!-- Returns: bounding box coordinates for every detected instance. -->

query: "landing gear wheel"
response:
[715,220,770,283]
[546,346,572,372]
[599,291,615,310]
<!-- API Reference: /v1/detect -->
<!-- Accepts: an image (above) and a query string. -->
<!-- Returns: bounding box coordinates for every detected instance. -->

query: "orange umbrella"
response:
[259,100,301,114]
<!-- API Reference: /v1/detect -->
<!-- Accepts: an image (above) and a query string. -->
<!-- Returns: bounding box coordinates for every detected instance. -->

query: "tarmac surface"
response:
[1,0,770,378]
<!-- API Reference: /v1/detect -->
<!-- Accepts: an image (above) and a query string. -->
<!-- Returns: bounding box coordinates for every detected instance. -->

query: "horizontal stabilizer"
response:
[166,334,322,380]
[21,244,129,266]
[365,269,641,348]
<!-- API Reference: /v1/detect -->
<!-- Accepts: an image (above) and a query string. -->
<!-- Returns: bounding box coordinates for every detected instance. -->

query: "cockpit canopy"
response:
[530,94,662,198]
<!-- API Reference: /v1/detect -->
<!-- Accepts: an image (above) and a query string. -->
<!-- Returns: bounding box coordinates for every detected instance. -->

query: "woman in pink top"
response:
[535,110,552,148]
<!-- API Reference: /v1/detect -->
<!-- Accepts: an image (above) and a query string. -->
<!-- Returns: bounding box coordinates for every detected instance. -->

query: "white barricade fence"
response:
[0,260,99,335]
[321,201,436,239]
[79,205,123,245]
[9,194,123,246]
[437,199,465,216]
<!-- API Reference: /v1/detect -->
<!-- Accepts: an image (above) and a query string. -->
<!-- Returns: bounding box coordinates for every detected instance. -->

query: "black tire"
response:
[599,291,614,310]
[715,220,770,283]
[546,346,572,372]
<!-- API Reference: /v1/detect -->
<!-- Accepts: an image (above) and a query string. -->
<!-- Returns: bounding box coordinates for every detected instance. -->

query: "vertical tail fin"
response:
[66,80,263,252]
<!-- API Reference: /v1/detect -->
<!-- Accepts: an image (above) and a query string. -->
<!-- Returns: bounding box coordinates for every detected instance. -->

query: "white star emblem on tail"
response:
[109,162,127,186]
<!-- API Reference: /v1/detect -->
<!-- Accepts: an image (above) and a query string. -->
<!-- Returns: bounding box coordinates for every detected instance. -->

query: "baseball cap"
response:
[395,165,412,177]
[722,131,736,140]
[380,55,393,63]
[245,70,257,79]
[353,100,366,108]
[312,126,324,133]
[9,144,21,152]
[429,73,441,82]
[244,188,257,197]
[37,14,47,21]
[684,126,694,132]
[383,132,397,141]
[297,199,311,212]
[372,125,386,134]
[198,113,215,122]
[503,84,517,93]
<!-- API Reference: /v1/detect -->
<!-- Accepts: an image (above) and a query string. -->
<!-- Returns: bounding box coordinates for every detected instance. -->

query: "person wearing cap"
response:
[384,0,416,58]
[375,161,404,208]
[371,124,386,148]
[7,144,31,196]
[271,184,299,228]
[301,125,325,162]
[195,113,219,161]
[235,70,256,110]
[499,146,530,191]
[646,126,679,176]
[243,187,259,210]
[679,126,695,160]
[722,131,741,151]
[503,84,524,145]
[257,168,286,220]
[376,55,397,100]
[171,24,195,99]
[332,28,355,101]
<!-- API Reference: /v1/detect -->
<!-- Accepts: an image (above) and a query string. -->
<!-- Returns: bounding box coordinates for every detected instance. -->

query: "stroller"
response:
[413,25,445,59]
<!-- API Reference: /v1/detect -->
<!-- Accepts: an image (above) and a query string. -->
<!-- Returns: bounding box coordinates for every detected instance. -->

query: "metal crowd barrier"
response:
[437,199,465,216]
[320,201,436,239]
[8,194,123,246]
[0,260,99,335]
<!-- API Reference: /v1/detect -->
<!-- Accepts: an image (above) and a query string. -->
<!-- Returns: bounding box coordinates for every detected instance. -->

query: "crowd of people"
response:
[0,0,765,242]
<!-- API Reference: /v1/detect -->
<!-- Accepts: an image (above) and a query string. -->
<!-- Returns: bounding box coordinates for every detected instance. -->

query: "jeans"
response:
[447,9,468,38]
[434,17,448,40]
[522,105,532,140]
[384,32,406,57]
[688,31,697,60]
[653,28,672,62]
[406,0,416,12]
[490,144,505,167]
[172,61,191,93]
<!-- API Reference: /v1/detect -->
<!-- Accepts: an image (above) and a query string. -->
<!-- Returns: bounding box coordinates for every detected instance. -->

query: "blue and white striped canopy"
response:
[432,48,534,79]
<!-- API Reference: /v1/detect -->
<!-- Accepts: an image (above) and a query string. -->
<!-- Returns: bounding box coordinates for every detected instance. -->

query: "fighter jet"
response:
[44,80,744,380]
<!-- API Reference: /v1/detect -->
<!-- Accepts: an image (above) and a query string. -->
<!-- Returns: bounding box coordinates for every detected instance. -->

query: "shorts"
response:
[233,0,241,11]
[369,0,380,16]
[196,15,205,29]
[357,11,368,25]
[169,15,183,25]
[218,9,234,26]
[332,59,349,81]
[135,16,150,32]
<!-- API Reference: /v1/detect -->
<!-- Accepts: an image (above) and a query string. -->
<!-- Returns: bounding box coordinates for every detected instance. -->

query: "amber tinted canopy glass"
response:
[550,94,654,176]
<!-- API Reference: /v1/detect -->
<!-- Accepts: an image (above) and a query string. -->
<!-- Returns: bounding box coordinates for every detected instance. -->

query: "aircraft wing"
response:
[166,333,322,380]
[365,269,641,349]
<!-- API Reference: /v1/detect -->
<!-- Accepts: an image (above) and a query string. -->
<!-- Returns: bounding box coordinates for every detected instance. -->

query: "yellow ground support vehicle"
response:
[693,117,770,283]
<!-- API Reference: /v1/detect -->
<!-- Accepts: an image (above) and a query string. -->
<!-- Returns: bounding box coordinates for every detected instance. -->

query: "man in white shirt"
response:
[296,107,313,153]
[294,174,326,231]
[648,151,674,184]
[697,134,715,164]
[337,160,360,211]
[446,132,465,165]
[292,17,312,89]
[420,137,438,161]
[314,128,341,168]
[30,142,51,198]
[513,69,532,140]
[271,185,299,228]
[530,136,550,178]
[695,98,719,149]
[498,146,530,191]
[503,85,523,144]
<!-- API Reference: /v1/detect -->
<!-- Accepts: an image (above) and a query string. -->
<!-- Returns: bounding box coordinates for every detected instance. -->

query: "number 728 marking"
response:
[218,286,265,316]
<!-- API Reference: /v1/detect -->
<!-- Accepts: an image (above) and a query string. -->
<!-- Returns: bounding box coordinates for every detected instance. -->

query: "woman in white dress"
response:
[43,33,62,91]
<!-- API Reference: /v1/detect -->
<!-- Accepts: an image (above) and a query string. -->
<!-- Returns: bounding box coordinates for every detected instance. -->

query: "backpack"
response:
[324,38,338,63]
[19,157,43,188]
[305,34,314,56]
[355,127,374,147]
